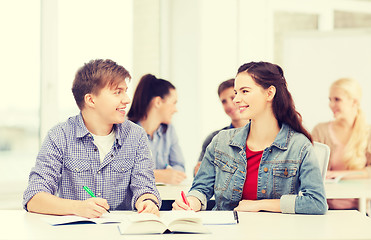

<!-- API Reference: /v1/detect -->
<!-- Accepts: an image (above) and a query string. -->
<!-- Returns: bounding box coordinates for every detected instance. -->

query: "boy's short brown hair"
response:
[217,78,235,96]
[72,59,131,110]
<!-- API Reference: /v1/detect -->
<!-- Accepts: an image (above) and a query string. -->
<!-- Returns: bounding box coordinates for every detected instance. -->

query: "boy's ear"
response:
[266,85,276,102]
[84,93,95,108]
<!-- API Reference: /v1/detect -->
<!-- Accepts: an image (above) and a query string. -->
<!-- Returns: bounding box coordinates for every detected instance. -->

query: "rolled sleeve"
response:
[130,131,161,209]
[187,190,207,211]
[23,130,64,210]
[168,125,185,172]
[280,194,297,214]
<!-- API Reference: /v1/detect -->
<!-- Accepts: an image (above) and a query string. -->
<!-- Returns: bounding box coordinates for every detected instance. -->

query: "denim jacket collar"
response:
[229,121,292,151]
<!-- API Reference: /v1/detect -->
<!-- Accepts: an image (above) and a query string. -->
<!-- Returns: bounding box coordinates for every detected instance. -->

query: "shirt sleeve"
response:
[287,142,328,215]
[167,125,185,172]
[188,133,219,210]
[22,128,64,210]
[130,130,162,209]
[197,130,219,162]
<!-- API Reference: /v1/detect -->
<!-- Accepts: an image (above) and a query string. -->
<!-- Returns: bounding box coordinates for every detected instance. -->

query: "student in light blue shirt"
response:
[128,74,186,185]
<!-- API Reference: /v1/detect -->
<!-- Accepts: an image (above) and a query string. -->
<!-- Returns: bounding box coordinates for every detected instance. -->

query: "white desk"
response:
[158,179,371,214]
[325,179,371,214]
[1,210,370,240]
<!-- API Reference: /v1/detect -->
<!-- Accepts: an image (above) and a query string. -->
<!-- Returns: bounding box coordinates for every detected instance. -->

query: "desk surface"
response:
[1,210,370,240]
[158,179,371,200]
[325,179,371,199]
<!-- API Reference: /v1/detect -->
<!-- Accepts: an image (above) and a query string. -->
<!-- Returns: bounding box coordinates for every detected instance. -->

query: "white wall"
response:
[163,0,371,178]
[167,0,242,177]
[282,30,371,131]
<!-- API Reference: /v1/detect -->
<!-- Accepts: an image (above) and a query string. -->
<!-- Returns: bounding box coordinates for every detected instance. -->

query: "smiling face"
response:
[219,87,241,121]
[329,86,357,120]
[233,72,271,121]
[159,88,178,124]
[91,79,131,125]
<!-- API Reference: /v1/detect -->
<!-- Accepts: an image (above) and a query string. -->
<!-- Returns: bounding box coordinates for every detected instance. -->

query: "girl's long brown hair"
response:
[237,61,312,142]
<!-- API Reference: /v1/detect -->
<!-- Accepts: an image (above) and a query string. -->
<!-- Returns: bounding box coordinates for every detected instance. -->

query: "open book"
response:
[118,211,210,235]
[42,213,121,226]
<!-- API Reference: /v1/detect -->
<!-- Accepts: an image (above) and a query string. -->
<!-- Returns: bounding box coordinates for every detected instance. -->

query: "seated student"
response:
[312,78,371,210]
[194,79,249,176]
[23,59,161,218]
[173,61,327,214]
[127,74,186,185]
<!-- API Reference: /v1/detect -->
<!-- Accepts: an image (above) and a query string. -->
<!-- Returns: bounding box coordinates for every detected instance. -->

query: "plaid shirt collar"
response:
[75,113,130,147]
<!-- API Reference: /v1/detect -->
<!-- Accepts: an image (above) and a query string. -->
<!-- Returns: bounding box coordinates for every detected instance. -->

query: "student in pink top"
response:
[312,78,371,210]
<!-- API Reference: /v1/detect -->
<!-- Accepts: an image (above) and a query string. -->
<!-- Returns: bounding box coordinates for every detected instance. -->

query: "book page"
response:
[118,213,167,234]
[162,210,209,234]
[42,213,121,226]
[161,210,202,226]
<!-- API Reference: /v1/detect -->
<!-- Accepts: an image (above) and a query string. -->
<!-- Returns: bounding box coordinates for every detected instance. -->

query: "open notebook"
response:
[42,213,122,226]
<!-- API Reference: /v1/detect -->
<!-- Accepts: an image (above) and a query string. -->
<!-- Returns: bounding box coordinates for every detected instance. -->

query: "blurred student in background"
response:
[194,79,249,176]
[173,61,327,214]
[128,74,186,185]
[312,78,371,210]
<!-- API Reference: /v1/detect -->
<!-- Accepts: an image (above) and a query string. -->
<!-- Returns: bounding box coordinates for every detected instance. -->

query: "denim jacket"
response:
[189,122,328,214]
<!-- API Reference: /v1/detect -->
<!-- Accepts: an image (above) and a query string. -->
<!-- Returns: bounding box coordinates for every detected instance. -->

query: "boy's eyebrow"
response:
[115,86,127,91]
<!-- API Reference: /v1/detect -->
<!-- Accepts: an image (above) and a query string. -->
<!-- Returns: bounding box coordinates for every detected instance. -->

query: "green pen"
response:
[83,186,110,213]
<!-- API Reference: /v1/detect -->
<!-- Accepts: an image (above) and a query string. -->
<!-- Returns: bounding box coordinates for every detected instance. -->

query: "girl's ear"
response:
[266,85,276,102]
[152,96,163,108]
[84,93,95,108]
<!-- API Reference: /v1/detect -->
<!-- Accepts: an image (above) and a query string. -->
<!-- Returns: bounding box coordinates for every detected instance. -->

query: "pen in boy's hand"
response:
[181,191,190,207]
[83,186,110,213]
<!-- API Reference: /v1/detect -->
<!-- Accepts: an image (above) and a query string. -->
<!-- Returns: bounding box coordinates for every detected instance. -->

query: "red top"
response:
[242,145,263,200]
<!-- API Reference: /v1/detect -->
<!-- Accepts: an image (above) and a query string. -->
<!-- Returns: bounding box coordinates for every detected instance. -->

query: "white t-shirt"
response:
[92,130,116,163]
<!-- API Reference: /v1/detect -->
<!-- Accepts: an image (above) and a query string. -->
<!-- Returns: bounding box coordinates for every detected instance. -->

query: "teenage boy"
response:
[23,59,161,218]
[194,79,249,176]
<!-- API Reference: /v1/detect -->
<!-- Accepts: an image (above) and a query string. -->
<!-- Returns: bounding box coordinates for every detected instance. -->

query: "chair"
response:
[313,141,330,181]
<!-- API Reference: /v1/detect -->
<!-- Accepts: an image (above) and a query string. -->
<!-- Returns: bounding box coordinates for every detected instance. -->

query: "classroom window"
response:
[0,0,41,209]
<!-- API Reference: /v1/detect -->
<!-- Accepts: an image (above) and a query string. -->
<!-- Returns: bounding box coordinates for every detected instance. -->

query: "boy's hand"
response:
[137,199,160,216]
[74,198,110,218]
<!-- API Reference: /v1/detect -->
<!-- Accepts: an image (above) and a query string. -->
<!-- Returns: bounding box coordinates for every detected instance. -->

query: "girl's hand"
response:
[172,196,201,211]
[234,200,261,212]
[234,199,281,213]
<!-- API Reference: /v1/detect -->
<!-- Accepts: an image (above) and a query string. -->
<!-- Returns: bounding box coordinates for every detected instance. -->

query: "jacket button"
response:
[284,168,288,176]
[94,148,98,151]
[262,189,266,194]
[264,167,268,172]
